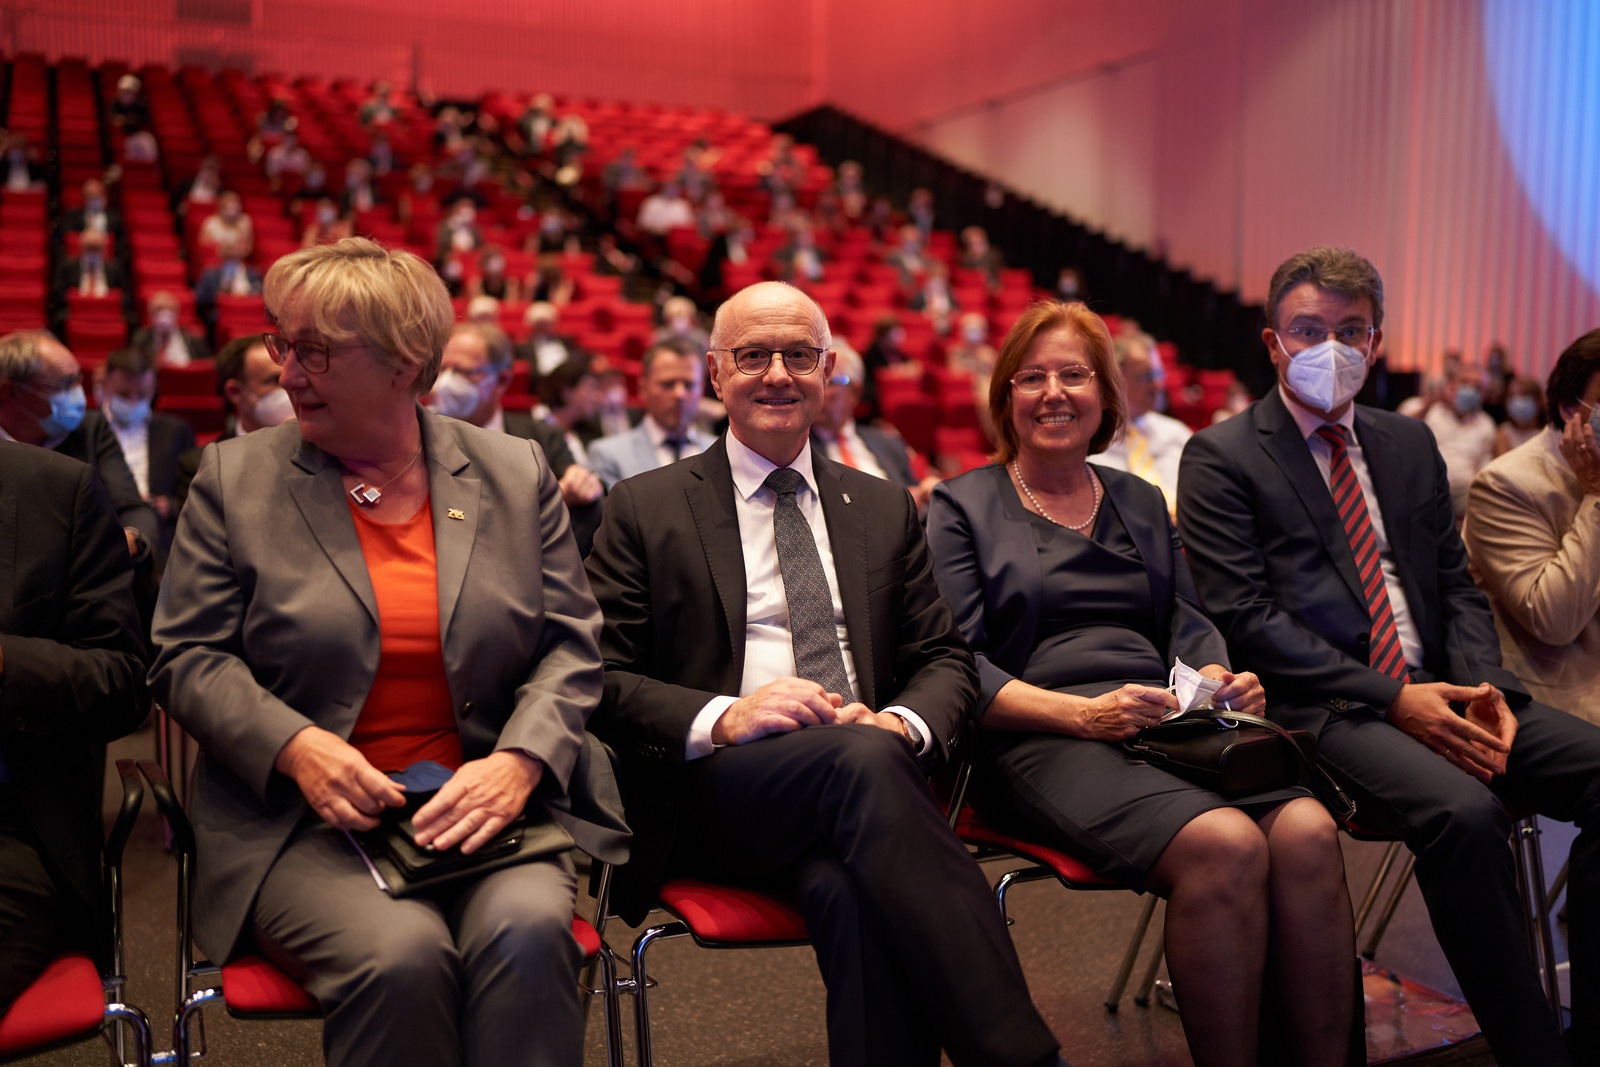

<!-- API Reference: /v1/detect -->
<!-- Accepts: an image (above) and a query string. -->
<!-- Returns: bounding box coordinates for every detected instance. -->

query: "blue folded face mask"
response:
[388,760,456,796]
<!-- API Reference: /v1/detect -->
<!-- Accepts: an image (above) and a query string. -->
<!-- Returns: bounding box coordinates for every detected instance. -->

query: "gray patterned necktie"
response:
[763,467,855,703]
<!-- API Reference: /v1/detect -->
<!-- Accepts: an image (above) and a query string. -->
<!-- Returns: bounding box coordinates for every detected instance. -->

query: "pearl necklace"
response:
[1013,460,1101,531]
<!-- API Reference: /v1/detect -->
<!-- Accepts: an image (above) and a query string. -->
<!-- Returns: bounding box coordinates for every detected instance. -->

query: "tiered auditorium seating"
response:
[0,55,50,333]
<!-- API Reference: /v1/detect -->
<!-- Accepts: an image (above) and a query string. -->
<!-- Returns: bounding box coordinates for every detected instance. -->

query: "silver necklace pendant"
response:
[349,483,383,506]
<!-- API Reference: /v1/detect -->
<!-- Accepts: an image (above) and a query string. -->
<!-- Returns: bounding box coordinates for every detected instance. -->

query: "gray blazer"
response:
[586,422,715,489]
[151,406,625,960]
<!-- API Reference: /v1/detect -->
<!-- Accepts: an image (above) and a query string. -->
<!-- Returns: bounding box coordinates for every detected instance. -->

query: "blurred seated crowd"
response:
[4,55,1600,1067]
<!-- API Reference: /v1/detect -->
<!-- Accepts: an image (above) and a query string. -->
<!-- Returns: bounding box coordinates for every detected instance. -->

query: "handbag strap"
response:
[1210,711,1357,821]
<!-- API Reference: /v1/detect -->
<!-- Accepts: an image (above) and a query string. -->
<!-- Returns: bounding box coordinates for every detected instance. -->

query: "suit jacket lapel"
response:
[1096,467,1171,654]
[423,410,481,643]
[286,438,379,626]
[814,454,874,704]
[1352,409,1413,573]
[684,438,749,687]
[1256,391,1368,610]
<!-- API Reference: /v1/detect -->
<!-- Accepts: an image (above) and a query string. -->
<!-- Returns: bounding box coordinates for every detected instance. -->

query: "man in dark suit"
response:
[811,343,939,511]
[96,346,195,563]
[1177,246,1600,1067]
[585,282,1063,1067]
[53,230,125,298]
[0,442,150,1011]
[60,179,123,238]
[429,322,605,555]
[193,241,263,327]
[130,291,210,366]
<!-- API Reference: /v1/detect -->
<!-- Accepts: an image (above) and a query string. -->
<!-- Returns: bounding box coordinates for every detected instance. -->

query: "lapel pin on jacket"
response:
[448,508,465,520]
[842,493,851,504]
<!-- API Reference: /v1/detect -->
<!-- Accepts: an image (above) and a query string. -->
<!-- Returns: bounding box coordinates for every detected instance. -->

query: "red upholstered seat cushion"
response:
[954,809,1120,888]
[0,952,105,1055]
[657,879,809,942]
[221,956,320,1015]
[572,914,602,958]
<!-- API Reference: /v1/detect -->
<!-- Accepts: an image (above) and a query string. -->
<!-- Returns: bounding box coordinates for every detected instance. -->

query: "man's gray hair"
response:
[709,281,833,353]
[1265,246,1385,329]
[831,342,865,385]
[0,331,48,384]
[1112,331,1157,366]
[450,322,514,370]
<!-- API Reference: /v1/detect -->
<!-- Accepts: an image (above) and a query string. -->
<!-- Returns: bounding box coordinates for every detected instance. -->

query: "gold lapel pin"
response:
[842,493,851,504]
[447,508,465,520]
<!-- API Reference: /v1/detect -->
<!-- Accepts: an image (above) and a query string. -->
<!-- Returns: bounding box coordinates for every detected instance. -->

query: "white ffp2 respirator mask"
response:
[1279,336,1370,413]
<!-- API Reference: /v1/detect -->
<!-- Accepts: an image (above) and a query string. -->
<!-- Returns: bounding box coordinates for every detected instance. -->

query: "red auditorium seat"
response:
[156,396,227,437]
[65,292,125,321]
[0,953,105,1057]
[158,362,217,396]
[883,397,938,456]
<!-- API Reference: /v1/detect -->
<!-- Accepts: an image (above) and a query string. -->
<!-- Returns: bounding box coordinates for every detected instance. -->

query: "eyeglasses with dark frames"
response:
[713,346,826,376]
[262,333,366,373]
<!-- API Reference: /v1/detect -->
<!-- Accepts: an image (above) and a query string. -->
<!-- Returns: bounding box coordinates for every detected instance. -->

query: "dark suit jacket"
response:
[194,265,263,309]
[584,434,978,922]
[1176,388,1523,734]
[150,407,626,959]
[54,258,126,295]
[928,462,1227,712]
[812,425,917,490]
[502,409,604,558]
[144,413,196,559]
[56,410,160,550]
[130,327,211,364]
[0,443,150,966]
[61,208,123,236]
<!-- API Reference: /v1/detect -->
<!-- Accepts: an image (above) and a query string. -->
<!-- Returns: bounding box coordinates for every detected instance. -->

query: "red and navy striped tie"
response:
[1314,425,1411,682]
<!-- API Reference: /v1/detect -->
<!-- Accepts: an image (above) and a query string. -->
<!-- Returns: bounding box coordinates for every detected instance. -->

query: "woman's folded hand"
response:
[411,750,545,855]
[1200,666,1267,718]
[1066,684,1177,741]
[275,725,406,831]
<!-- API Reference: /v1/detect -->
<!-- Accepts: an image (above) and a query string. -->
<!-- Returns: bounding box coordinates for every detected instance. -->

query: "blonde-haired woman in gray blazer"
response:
[1465,328,1600,725]
[151,237,622,1067]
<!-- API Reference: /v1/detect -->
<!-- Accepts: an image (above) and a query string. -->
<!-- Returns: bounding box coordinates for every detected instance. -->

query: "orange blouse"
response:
[346,495,463,773]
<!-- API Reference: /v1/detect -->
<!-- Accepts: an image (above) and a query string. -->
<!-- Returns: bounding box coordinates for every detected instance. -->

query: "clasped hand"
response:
[1062,666,1264,741]
[710,676,909,746]
[1389,682,1516,783]
[275,725,544,854]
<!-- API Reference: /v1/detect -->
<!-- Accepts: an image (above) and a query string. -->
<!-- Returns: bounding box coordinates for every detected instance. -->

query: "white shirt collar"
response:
[726,431,817,504]
[485,406,505,434]
[1279,384,1356,440]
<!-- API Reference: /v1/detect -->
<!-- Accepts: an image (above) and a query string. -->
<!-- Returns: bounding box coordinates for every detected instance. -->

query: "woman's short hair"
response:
[987,301,1125,465]
[263,237,453,396]
[1545,328,1600,424]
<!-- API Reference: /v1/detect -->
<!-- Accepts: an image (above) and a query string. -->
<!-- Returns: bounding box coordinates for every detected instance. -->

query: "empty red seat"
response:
[157,395,226,434]
[657,880,808,943]
[0,952,106,1056]
[159,363,217,396]
[66,292,125,321]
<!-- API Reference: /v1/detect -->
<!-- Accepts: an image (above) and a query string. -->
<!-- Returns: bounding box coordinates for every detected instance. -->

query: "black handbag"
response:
[1124,711,1356,820]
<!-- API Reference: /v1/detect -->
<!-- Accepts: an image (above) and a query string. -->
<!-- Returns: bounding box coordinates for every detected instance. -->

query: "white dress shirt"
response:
[158,329,191,367]
[643,414,704,466]
[1096,410,1192,514]
[1280,387,1425,673]
[685,433,931,760]
[109,417,151,497]
[815,420,889,480]
[1424,403,1497,515]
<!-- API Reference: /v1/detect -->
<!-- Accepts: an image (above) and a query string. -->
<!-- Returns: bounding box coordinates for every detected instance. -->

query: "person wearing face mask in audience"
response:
[1055,267,1083,304]
[175,334,295,510]
[341,159,381,217]
[884,224,928,294]
[0,133,45,192]
[650,296,711,352]
[301,197,353,248]
[429,323,604,556]
[0,331,159,560]
[959,226,1005,289]
[97,347,195,561]
[195,240,264,326]
[132,290,211,366]
[55,229,124,299]
[173,155,223,215]
[515,301,579,383]
[63,179,122,237]
[1494,376,1547,456]
[435,197,483,263]
[1426,363,1498,517]
[1465,329,1600,728]
[198,191,254,258]
[468,247,519,302]
[1178,246,1600,1067]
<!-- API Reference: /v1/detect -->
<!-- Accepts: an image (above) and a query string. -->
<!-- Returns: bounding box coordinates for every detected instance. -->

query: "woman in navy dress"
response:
[928,301,1358,1067]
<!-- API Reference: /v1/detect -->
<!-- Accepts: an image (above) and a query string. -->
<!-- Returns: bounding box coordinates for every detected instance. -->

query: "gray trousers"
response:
[252,822,582,1067]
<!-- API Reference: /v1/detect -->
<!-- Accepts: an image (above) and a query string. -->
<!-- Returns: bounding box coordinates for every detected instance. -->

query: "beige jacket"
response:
[1463,429,1600,724]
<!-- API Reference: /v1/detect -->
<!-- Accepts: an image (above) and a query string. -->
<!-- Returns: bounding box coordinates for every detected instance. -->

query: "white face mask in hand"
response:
[1167,656,1226,717]
[1278,335,1370,413]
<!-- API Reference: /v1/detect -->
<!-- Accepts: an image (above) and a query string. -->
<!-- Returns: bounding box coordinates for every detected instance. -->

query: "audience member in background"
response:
[676,138,720,202]
[1,133,46,191]
[1426,363,1497,516]
[1494,376,1546,455]
[514,94,555,159]
[214,332,291,440]
[959,226,1005,287]
[593,358,635,439]
[396,164,437,227]
[549,113,589,183]
[1095,332,1192,518]
[1464,329,1600,726]
[583,281,1067,1067]
[263,130,310,188]
[587,340,711,489]
[1210,379,1255,424]
[366,131,394,176]
[526,254,575,307]
[861,313,917,422]
[300,197,353,248]
[636,181,695,239]
[110,74,151,134]
[435,197,483,263]
[1179,245,1600,1067]
[1055,266,1083,303]
[908,186,935,238]
[195,241,264,326]
[63,178,121,236]
[594,231,641,280]
[198,191,254,258]
[536,355,607,468]
[835,159,866,219]
[463,295,499,326]
[1483,343,1515,423]
[0,331,158,557]
[468,246,519,302]
[884,224,928,291]
[601,145,645,203]
[812,344,939,510]
[0,442,149,1016]
[771,222,827,284]
[929,300,1359,1067]
[946,312,998,379]
[517,301,578,379]
[651,295,711,352]
[151,238,616,1067]
[96,346,194,560]
[912,260,956,333]
[121,127,159,165]
[132,291,211,366]
[55,229,124,297]
[173,155,223,215]
[428,322,603,554]
[1397,371,1445,418]
[250,98,294,159]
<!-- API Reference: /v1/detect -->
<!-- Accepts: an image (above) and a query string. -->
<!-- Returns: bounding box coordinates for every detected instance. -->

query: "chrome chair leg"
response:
[103,1001,153,1067]
[1105,894,1160,1012]
[578,943,623,1067]
[1133,929,1166,1007]
[1361,852,1417,960]
[994,865,1054,926]
[172,985,219,1064]
[1514,816,1562,1021]
[629,922,689,1067]
[1352,840,1403,935]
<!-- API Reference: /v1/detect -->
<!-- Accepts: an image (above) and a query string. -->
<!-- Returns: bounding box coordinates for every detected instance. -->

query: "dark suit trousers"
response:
[669,724,1058,1067]
[1315,701,1600,1067]
[0,788,82,1013]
